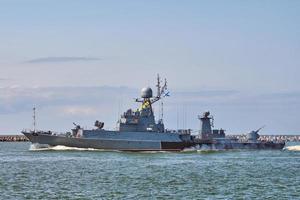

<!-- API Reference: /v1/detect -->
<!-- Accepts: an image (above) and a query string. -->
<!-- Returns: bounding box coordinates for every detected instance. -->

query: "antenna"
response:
[183,104,186,129]
[184,104,187,130]
[33,107,36,132]
[146,74,169,105]
[156,74,161,98]
[160,100,164,122]
[177,106,179,130]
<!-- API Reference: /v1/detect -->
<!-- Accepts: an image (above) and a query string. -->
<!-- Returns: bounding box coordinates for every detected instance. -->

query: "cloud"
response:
[1,86,299,116]
[1,86,300,133]
[25,56,101,64]
[0,86,136,114]
[1,86,299,114]
[176,90,238,97]
[62,106,97,116]
[171,90,239,105]
[0,78,10,81]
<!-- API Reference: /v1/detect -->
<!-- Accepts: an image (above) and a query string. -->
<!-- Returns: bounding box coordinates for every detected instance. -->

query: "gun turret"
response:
[94,120,104,129]
[247,126,265,142]
[255,125,265,133]
[73,122,81,129]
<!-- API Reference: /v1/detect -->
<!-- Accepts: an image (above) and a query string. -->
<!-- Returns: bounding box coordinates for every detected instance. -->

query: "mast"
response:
[33,107,36,132]
[156,75,168,122]
[135,74,169,121]
[156,74,161,98]
[161,100,164,122]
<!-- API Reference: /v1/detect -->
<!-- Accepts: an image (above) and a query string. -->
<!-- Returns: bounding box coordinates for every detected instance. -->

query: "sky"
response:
[0,0,300,134]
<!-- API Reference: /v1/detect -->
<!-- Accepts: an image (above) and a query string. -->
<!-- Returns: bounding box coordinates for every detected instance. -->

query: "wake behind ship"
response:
[22,75,285,151]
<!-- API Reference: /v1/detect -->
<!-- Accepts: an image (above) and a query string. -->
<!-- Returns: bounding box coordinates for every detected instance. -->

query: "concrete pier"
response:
[228,134,300,142]
[0,135,29,142]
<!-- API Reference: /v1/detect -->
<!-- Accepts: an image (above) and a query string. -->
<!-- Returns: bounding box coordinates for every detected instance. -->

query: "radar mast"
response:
[33,107,36,132]
[135,74,169,114]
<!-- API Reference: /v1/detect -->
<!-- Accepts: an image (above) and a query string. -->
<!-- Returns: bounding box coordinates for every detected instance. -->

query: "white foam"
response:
[183,144,220,152]
[29,143,102,151]
[49,145,101,151]
[29,143,50,151]
[284,145,300,151]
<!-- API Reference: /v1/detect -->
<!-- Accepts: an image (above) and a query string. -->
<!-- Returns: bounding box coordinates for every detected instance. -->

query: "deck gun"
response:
[254,125,265,134]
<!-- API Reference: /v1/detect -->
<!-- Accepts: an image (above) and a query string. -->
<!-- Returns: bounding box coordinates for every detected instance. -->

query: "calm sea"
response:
[0,142,299,200]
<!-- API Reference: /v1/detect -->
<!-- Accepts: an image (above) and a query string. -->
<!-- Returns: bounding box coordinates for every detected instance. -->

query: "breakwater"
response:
[229,134,300,142]
[0,135,29,142]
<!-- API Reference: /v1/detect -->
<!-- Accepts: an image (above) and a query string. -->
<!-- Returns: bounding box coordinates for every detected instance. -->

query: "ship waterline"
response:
[24,132,171,151]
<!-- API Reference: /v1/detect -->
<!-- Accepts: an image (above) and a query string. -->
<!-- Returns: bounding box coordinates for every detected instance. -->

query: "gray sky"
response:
[0,1,300,134]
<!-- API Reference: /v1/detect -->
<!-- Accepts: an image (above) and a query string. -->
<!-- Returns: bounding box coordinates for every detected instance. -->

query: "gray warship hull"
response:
[22,131,285,151]
[23,131,195,151]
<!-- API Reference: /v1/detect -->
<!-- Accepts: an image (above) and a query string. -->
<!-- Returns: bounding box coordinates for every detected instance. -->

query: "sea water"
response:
[0,142,299,199]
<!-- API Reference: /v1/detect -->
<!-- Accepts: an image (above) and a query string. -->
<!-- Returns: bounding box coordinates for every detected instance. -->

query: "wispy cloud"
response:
[0,86,300,133]
[0,86,135,114]
[62,106,97,116]
[25,56,101,64]
[1,86,299,115]
[0,78,10,81]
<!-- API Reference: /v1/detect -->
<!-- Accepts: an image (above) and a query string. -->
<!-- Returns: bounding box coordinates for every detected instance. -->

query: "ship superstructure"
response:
[117,75,167,133]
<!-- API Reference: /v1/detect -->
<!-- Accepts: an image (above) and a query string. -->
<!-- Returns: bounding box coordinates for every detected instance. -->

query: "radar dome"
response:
[246,131,259,142]
[141,87,153,98]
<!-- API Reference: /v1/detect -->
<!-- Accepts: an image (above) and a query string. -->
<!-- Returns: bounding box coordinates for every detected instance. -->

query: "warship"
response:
[22,75,285,151]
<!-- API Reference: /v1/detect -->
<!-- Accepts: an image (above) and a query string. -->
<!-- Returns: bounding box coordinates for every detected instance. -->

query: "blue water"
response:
[0,142,300,200]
